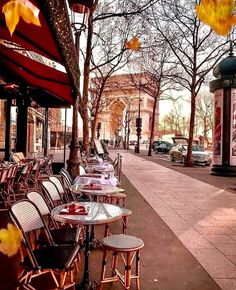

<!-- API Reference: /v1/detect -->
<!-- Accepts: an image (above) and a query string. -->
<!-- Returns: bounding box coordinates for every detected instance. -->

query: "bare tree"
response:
[145,0,230,166]
[79,0,157,155]
[160,111,190,137]
[89,9,134,143]
[195,92,214,148]
[128,40,180,156]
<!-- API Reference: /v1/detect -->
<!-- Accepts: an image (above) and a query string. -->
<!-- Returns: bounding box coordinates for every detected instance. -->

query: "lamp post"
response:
[135,88,142,153]
[67,2,90,178]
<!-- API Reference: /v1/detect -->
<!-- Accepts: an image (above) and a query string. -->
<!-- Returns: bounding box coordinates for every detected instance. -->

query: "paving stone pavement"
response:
[110,151,236,290]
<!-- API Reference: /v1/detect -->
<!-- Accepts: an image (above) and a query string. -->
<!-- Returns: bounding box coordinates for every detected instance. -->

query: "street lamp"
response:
[67,2,90,178]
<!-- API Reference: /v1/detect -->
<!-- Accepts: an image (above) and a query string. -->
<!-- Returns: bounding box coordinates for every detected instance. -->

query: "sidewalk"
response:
[109,151,236,290]
[2,151,236,290]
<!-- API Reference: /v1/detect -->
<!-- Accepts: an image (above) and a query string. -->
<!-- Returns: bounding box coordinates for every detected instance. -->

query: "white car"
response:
[169,144,212,165]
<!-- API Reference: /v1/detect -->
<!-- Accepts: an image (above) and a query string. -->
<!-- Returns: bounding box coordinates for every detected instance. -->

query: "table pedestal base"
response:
[77,226,100,290]
[76,280,99,290]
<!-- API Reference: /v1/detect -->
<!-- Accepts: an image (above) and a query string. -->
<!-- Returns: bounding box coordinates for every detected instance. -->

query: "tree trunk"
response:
[186,88,196,167]
[82,9,94,156]
[67,98,80,178]
[91,113,99,143]
[148,93,158,156]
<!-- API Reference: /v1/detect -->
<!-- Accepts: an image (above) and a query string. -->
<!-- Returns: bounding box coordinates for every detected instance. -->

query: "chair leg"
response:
[99,248,108,290]
[136,250,141,290]
[125,252,131,289]
[111,251,118,277]
[59,270,66,289]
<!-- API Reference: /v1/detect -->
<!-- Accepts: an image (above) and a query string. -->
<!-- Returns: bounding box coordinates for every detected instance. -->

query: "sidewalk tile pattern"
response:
[110,152,236,290]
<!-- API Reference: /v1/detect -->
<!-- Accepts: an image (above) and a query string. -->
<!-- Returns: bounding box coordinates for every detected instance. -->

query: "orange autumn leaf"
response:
[125,36,141,51]
[2,0,41,36]
[0,223,23,257]
[196,0,236,36]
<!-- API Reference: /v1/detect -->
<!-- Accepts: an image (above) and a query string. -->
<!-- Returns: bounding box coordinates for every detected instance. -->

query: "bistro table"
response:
[71,184,125,242]
[85,162,114,175]
[51,202,123,290]
[71,183,124,198]
[74,174,118,187]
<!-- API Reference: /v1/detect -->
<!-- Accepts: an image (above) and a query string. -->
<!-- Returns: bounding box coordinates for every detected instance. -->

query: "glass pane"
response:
[48,108,72,165]
[27,107,45,157]
[11,106,17,152]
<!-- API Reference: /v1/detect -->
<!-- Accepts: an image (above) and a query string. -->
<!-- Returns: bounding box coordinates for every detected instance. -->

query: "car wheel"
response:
[170,155,175,162]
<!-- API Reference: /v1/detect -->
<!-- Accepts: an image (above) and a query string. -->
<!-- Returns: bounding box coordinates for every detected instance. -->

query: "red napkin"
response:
[60,204,89,215]
[82,184,102,190]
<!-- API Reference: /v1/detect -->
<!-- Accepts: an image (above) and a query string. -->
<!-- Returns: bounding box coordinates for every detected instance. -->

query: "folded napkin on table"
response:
[60,204,89,215]
[82,184,102,190]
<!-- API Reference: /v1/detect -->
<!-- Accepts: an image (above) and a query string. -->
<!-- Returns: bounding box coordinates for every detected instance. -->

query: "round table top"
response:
[85,162,114,173]
[102,234,144,251]
[51,202,123,226]
[74,175,118,187]
[71,184,124,196]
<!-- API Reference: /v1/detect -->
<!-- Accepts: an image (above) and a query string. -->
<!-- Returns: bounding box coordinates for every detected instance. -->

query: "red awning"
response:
[0,44,74,106]
[0,0,62,63]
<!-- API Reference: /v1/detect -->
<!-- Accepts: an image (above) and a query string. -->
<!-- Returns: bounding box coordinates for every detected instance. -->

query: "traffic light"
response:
[136,117,142,128]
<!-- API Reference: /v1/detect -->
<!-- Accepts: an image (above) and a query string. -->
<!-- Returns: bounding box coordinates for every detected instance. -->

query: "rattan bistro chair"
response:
[9,199,80,290]
[59,168,75,199]
[0,167,9,207]
[60,168,73,186]
[16,161,33,194]
[41,180,64,208]
[99,234,144,290]
[49,175,71,203]
[27,190,81,245]
[40,154,53,176]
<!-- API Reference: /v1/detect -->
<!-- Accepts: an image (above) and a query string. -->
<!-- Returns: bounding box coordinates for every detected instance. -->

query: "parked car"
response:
[169,144,212,165]
[154,141,173,154]
[152,140,162,150]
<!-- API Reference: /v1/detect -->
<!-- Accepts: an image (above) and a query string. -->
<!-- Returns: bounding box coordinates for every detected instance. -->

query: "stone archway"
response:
[109,100,126,146]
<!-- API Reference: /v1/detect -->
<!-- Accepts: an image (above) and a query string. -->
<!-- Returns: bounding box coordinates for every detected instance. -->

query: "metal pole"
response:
[67,26,83,178]
[135,88,141,153]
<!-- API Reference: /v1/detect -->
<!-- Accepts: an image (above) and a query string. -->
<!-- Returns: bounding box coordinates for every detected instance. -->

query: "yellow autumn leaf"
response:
[196,0,236,36]
[125,36,141,51]
[2,0,41,36]
[0,223,23,257]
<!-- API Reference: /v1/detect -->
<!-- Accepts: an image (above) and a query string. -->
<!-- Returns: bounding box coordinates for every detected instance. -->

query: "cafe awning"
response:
[0,44,74,107]
[0,0,80,106]
[0,0,63,63]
